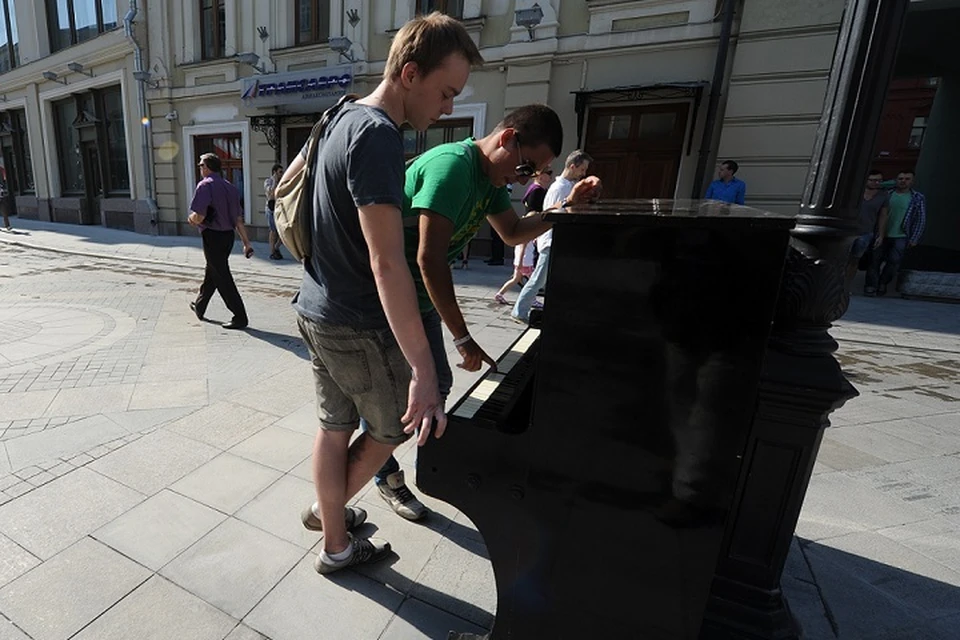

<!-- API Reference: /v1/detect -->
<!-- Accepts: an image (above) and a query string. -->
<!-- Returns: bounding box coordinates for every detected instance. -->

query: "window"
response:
[46,0,117,53]
[594,114,632,141]
[418,0,463,18]
[54,98,83,194]
[296,0,329,46]
[907,116,927,150]
[52,86,130,197]
[200,0,226,60]
[101,86,129,193]
[0,110,34,196]
[0,0,19,72]
[402,118,473,161]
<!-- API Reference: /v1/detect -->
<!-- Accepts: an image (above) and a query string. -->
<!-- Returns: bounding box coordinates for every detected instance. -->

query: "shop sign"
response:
[241,65,353,107]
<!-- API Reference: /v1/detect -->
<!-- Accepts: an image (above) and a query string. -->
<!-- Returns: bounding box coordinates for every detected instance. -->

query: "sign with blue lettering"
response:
[240,65,353,107]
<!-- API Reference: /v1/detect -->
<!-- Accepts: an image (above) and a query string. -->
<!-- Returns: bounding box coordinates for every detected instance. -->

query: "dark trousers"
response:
[195,229,247,323]
[866,237,908,291]
[488,232,505,263]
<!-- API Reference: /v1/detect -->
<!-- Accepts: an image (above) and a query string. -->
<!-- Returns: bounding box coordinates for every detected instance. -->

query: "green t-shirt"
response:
[403,139,512,312]
[885,191,910,238]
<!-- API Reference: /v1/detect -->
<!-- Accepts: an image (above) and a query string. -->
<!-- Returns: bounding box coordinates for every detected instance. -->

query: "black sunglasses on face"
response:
[513,134,541,177]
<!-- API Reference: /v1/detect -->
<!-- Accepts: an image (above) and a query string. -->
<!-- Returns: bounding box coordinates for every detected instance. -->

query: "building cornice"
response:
[0,31,133,93]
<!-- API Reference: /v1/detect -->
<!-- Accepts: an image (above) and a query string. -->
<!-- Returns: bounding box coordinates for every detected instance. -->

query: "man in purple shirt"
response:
[187,152,253,329]
[705,160,746,205]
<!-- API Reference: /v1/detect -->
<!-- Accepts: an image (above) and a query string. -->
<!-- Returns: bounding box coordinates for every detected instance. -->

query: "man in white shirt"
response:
[512,150,592,323]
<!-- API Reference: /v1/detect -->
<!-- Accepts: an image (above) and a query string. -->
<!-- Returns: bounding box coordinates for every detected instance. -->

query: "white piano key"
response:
[452,328,541,419]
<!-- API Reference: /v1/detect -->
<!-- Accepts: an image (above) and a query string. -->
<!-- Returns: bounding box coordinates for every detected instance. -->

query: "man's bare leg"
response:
[345,431,400,500]
[312,428,397,553]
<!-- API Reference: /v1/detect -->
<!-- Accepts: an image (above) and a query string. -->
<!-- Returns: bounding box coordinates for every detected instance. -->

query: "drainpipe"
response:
[690,0,737,198]
[123,1,160,227]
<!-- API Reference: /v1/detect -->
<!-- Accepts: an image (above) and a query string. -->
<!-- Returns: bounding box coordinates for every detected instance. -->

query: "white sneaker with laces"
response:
[377,470,428,521]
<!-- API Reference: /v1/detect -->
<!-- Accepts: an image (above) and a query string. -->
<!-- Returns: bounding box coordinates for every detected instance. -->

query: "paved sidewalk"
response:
[2,217,960,639]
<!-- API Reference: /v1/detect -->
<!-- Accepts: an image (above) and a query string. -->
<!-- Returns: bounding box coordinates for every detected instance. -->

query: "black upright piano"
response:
[418,200,796,639]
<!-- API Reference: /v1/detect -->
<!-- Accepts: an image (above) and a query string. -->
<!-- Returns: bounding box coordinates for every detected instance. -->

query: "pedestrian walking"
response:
[187,152,253,330]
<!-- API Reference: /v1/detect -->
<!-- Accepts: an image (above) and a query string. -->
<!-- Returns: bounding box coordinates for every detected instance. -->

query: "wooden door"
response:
[584,103,689,199]
[195,133,244,207]
[286,127,311,167]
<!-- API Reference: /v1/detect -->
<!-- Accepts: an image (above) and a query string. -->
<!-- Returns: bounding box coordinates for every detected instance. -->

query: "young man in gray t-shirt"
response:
[282,13,483,575]
[846,170,889,290]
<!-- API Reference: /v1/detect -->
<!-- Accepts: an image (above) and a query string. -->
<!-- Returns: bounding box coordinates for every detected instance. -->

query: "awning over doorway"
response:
[572,81,709,150]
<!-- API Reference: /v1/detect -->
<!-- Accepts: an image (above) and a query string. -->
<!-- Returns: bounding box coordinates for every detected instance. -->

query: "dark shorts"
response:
[297,315,412,445]
[850,232,874,259]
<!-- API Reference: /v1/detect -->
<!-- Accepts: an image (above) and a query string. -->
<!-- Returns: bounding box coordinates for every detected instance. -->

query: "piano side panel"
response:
[522,222,790,638]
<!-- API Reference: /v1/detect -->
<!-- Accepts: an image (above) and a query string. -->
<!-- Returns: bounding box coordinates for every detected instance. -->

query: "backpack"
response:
[274,94,358,262]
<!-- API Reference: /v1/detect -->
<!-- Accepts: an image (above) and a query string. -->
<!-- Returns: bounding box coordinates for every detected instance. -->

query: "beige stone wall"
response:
[716,0,846,214]
[0,0,861,236]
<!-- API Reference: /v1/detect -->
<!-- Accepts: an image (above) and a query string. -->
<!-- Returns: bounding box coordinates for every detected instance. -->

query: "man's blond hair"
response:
[385,12,483,79]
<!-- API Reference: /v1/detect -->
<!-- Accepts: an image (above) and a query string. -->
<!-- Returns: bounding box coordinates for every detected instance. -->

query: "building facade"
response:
[0,0,154,231]
[10,0,915,250]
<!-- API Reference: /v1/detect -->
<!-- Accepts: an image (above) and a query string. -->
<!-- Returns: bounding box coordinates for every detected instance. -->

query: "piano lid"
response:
[545,198,797,229]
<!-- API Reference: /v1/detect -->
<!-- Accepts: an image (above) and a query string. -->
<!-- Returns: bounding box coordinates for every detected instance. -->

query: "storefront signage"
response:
[241,65,353,107]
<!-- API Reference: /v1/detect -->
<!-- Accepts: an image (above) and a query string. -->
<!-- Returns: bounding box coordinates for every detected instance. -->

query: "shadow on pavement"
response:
[421,511,488,559]
[841,296,960,336]
[792,537,960,639]
[244,327,309,360]
[328,561,494,637]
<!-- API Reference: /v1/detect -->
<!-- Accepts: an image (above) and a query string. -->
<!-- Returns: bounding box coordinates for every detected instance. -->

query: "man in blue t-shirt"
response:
[704,160,746,205]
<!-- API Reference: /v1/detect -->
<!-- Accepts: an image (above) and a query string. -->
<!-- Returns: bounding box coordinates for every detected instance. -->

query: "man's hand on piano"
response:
[569,175,603,204]
[402,374,448,445]
[455,339,498,373]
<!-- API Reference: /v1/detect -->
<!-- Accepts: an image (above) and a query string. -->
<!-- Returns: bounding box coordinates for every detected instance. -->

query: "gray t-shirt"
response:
[292,103,404,329]
[857,190,889,235]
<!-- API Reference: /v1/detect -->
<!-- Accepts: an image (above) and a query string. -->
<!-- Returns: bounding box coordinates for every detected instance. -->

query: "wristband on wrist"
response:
[453,334,472,347]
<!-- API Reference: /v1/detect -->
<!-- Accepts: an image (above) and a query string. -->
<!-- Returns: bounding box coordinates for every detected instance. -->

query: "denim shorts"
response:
[297,315,412,445]
[265,207,277,232]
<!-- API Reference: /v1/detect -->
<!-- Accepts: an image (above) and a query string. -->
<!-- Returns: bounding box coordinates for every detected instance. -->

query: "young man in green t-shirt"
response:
[372,104,603,519]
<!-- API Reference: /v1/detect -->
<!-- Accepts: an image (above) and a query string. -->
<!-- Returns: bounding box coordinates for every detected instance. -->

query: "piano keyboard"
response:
[453,328,540,419]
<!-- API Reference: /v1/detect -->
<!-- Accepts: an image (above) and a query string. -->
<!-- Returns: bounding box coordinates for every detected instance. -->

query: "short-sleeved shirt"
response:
[857,190,889,235]
[292,103,405,329]
[522,183,546,213]
[264,176,277,210]
[402,139,512,313]
[189,174,242,232]
[885,191,911,239]
[536,176,575,253]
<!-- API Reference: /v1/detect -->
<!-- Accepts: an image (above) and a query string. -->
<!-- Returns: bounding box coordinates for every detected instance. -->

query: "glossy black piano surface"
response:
[418,199,796,639]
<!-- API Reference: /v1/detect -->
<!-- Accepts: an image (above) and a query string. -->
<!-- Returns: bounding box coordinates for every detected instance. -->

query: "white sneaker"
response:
[377,470,428,521]
[314,534,391,575]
